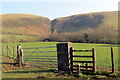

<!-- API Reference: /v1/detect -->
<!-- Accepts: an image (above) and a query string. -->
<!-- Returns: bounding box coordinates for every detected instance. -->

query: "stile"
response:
[71,47,96,73]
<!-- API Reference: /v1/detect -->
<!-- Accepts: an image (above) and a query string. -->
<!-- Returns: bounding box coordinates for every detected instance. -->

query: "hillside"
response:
[50,11,118,43]
[51,11,118,33]
[1,14,51,42]
[2,14,51,35]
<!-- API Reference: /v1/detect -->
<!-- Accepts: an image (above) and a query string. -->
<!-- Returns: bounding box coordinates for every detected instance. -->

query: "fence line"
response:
[2,43,116,73]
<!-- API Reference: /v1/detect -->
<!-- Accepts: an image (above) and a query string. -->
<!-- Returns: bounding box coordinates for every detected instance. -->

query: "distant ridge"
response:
[1,11,118,43]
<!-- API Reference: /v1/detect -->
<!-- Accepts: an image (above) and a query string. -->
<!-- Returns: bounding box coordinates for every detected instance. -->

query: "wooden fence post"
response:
[92,48,96,72]
[111,47,115,73]
[7,45,8,57]
[57,42,72,71]
[17,44,24,66]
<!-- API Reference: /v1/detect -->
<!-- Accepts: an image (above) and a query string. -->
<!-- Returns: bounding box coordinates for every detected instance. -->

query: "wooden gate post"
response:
[16,44,24,66]
[57,42,72,71]
[92,48,96,72]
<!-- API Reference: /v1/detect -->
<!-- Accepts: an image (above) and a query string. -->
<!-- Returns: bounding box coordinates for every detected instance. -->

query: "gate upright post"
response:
[16,44,24,66]
[57,42,72,71]
[92,48,96,72]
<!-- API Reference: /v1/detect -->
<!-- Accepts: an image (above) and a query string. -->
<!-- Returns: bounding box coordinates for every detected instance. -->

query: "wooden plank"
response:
[73,61,93,63]
[73,55,93,58]
[80,69,94,72]
[80,66,94,68]
[73,50,93,52]
[72,69,78,70]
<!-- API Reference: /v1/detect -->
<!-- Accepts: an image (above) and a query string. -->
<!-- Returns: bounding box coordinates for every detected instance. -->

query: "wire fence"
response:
[95,47,118,71]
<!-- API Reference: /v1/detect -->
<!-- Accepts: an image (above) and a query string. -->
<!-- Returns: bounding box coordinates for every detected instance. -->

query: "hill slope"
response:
[1,14,51,42]
[50,11,118,43]
[51,11,118,33]
[2,14,51,35]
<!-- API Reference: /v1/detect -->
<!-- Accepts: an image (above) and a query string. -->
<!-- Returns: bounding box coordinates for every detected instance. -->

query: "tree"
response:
[83,33,89,43]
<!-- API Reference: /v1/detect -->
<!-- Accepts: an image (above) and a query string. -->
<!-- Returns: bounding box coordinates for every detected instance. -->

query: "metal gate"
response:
[22,46,58,68]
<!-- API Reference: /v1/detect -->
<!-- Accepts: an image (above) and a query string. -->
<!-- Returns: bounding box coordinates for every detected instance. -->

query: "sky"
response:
[0,0,119,20]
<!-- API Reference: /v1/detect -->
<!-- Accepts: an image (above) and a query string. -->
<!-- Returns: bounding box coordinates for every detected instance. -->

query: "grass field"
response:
[1,42,120,78]
[2,42,119,69]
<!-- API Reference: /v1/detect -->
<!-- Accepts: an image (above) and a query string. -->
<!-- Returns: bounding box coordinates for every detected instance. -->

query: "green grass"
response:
[1,42,119,78]
[2,42,119,78]
[1,42,119,70]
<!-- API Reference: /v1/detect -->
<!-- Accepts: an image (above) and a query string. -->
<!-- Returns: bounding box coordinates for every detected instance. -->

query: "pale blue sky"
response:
[1,0,118,20]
